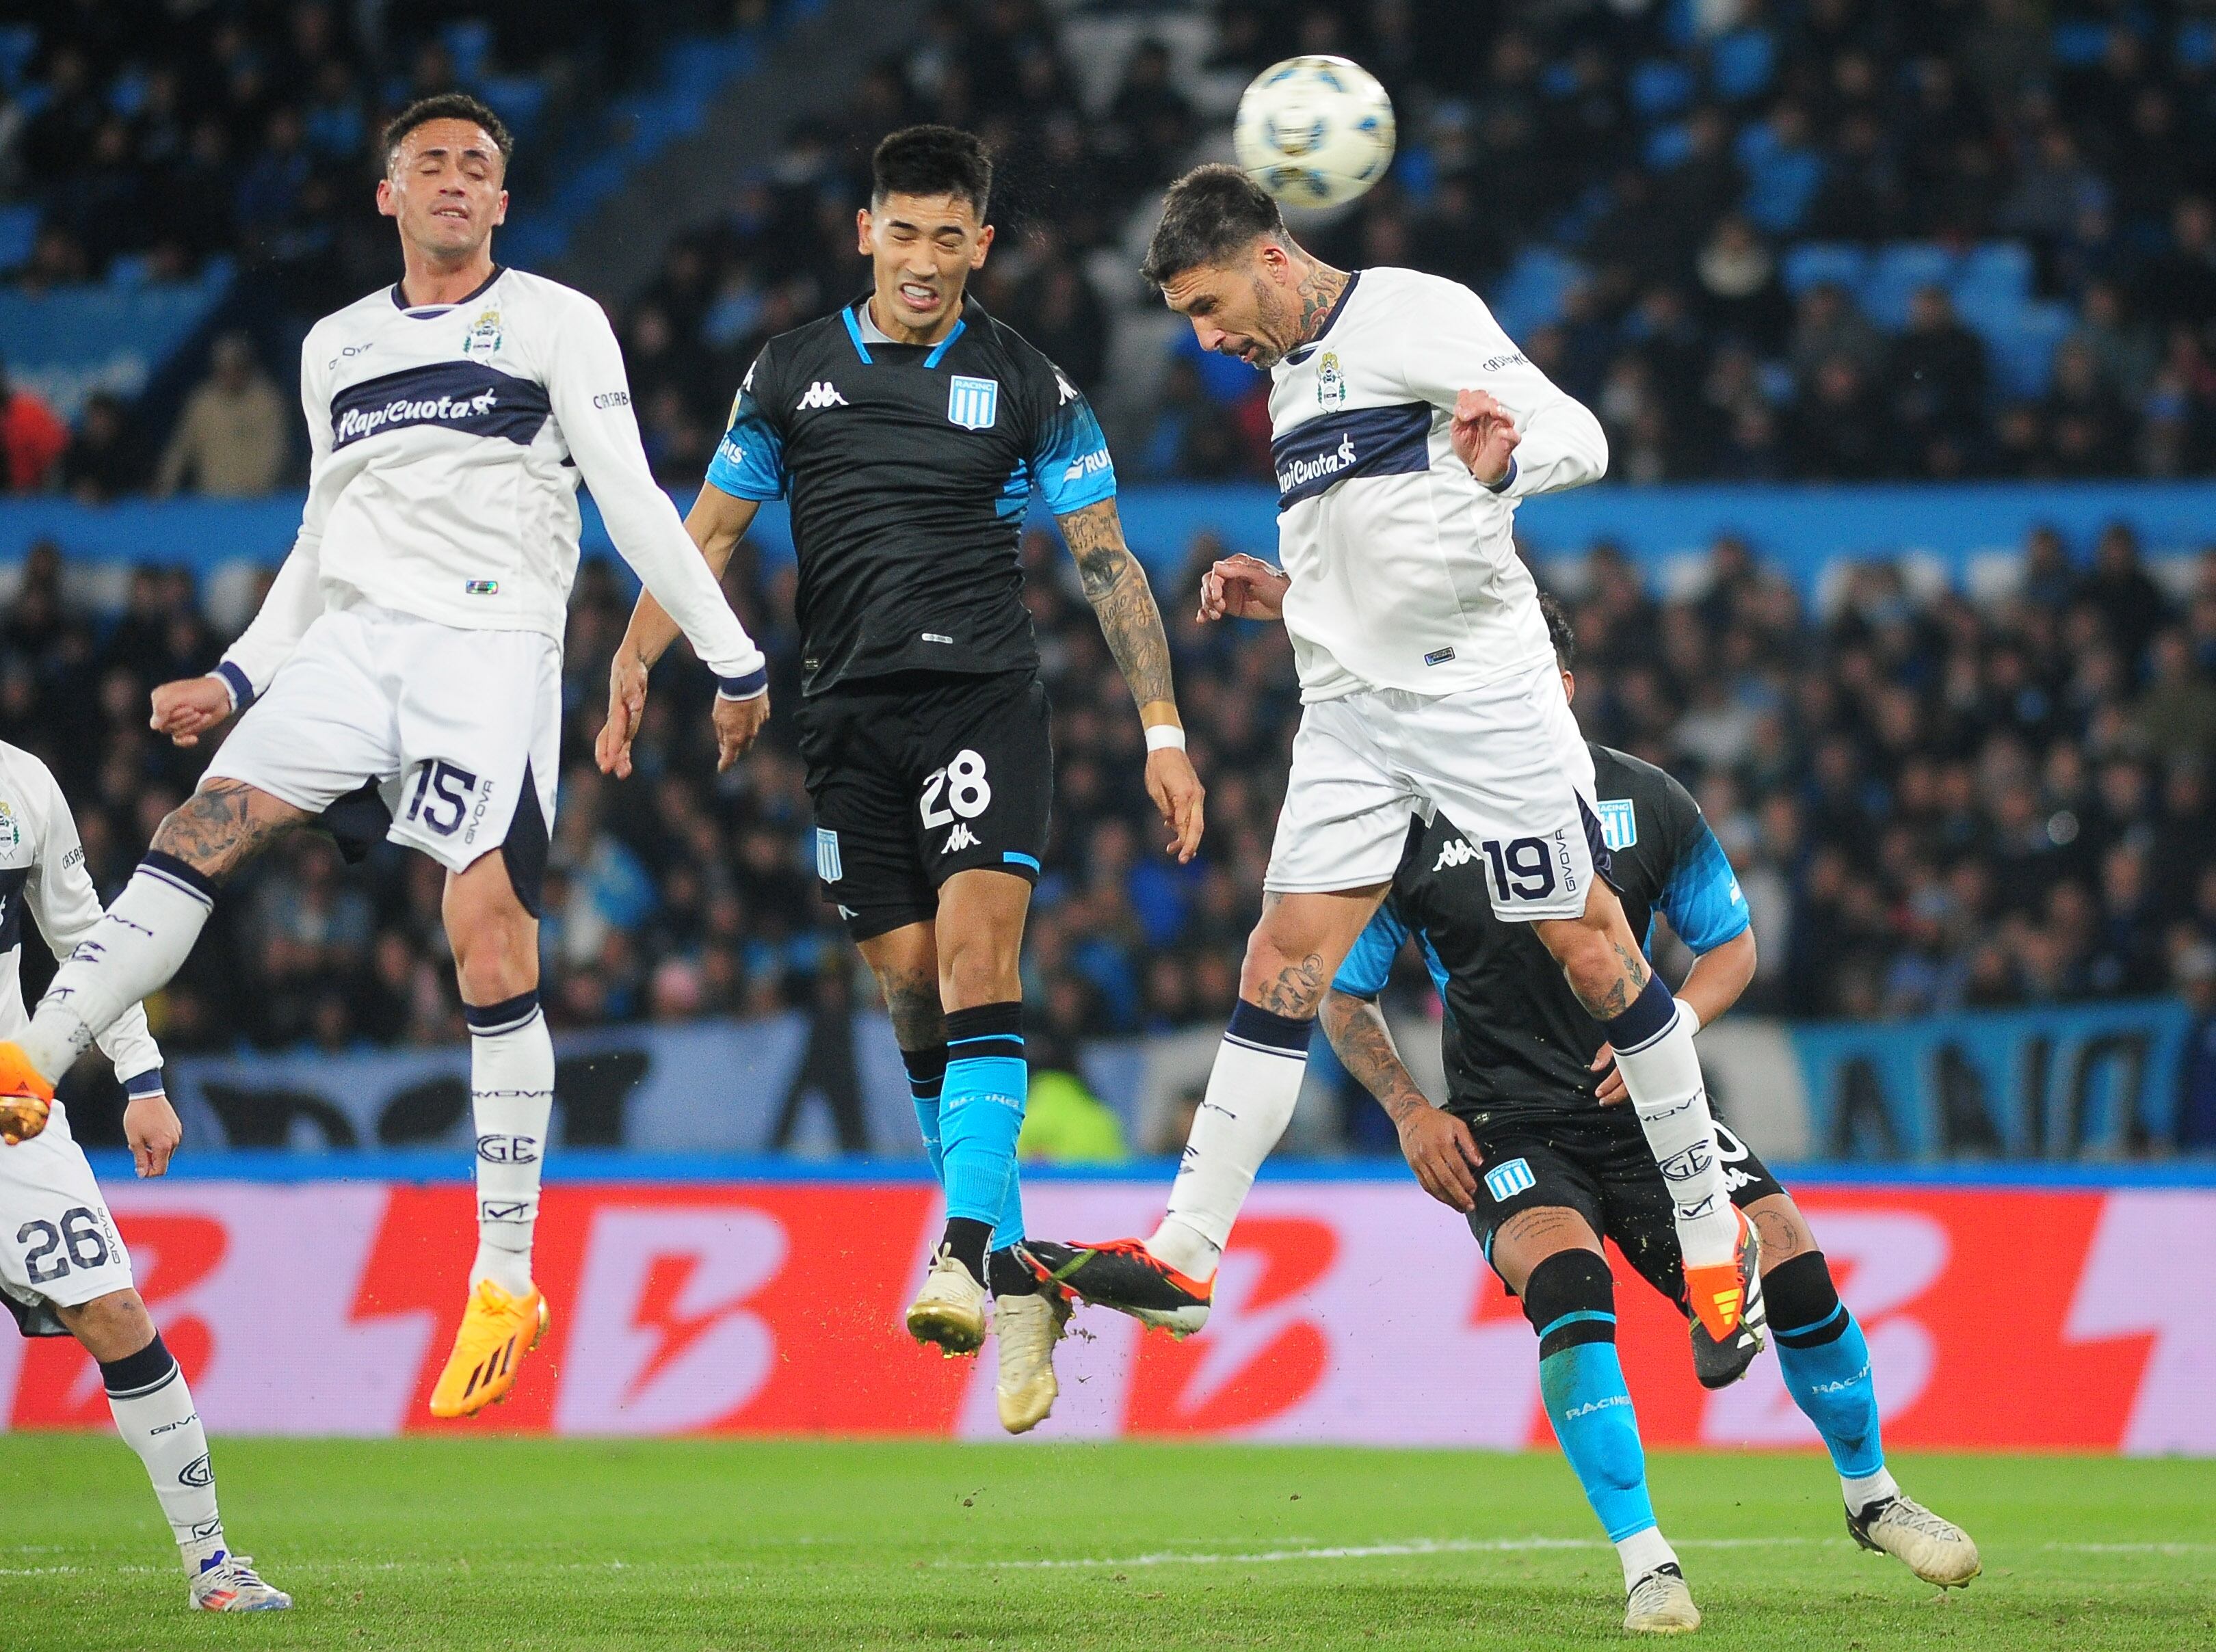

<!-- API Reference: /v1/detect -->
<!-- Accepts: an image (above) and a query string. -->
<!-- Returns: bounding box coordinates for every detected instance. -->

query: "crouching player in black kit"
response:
[1320,596,1977,1634]
[598,127,1203,1432]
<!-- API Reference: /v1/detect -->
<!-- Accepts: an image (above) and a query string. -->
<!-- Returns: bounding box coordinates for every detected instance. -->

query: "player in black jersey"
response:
[596,127,1203,1433]
[1313,598,1979,1630]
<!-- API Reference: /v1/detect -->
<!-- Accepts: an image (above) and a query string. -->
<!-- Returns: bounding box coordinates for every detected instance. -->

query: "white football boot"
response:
[993,1287,1070,1434]
[189,1552,292,1612]
[1848,1494,1981,1587]
[906,1244,988,1354]
[1624,1564,1702,1634]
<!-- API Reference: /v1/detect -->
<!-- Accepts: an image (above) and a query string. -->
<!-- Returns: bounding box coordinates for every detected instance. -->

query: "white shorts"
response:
[0,1102,133,1336]
[207,605,561,903]
[1265,657,1603,920]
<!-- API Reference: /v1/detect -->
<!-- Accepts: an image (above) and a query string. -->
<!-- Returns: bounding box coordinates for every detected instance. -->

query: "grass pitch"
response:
[1,1437,2210,1651]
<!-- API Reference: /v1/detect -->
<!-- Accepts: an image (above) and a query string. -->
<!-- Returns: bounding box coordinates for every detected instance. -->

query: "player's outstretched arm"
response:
[599,484,764,780]
[1057,498,1205,863]
[1321,986,1485,1212]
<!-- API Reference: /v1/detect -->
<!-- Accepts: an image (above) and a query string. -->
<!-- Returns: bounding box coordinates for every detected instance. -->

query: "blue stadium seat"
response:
[1491,246,1586,339]
[1782,243,1868,296]
[1864,243,1958,328]
[2051,21,2113,67]
[1973,300,2074,400]
[0,25,34,92]
[0,204,38,274]
[2181,20,2216,70]
[1955,241,2033,307]
[1710,27,1777,103]
[1741,148,1824,235]
[442,20,494,83]
[1643,122,1693,169]
[1630,59,1696,120]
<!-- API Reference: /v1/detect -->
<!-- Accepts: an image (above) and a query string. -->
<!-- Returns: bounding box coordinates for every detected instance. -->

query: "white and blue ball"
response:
[1233,55,1397,209]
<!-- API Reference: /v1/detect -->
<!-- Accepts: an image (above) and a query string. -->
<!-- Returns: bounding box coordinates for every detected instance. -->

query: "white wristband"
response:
[1144,723,1187,752]
[1674,997,1702,1037]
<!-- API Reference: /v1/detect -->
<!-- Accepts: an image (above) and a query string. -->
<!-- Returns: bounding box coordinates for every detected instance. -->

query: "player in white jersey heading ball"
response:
[1029,165,1759,1349]
[0,94,771,1418]
[0,744,287,1609]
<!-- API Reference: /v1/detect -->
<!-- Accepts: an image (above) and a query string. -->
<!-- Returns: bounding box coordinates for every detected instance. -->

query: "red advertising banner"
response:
[4,1180,2208,1452]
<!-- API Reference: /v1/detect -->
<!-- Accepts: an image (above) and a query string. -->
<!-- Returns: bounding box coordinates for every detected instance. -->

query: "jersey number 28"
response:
[919,750,992,829]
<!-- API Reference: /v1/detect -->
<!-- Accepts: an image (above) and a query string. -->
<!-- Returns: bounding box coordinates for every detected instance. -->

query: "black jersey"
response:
[1332,743,1750,1122]
[704,294,1116,695]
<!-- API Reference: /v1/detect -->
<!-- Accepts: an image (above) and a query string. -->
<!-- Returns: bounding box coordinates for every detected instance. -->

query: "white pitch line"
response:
[974,1536,1819,1571]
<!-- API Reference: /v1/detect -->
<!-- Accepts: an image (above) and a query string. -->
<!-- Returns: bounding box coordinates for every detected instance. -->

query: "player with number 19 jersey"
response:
[709,293,1116,935]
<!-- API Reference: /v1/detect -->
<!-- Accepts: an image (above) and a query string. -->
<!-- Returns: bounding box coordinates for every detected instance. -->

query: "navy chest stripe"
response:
[330,361,552,451]
[0,865,26,955]
[1272,401,1432,510]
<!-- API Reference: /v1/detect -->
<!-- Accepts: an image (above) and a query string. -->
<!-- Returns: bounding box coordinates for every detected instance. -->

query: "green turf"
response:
[1,1437,2211,1650]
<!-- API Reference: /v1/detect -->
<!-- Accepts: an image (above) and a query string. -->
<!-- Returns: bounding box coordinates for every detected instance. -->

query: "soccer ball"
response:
[1233,55,1397,209]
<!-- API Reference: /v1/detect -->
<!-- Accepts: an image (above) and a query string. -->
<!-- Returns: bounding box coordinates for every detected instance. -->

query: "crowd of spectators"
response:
[3,513,2211,1128]
[8,1,2216,488]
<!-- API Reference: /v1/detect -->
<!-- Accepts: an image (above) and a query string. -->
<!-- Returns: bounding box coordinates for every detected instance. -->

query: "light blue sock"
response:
[1540,1340,1659,1543]
[1776,1303,1886,1480]
[902,1045,948,1185]
[992,1160,1025,1249]
[938,1005,1027,1227]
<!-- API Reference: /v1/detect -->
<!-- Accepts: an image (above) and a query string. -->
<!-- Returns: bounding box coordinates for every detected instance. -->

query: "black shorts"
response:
[794,668,1053,942]
[1463,1109,1784,1316]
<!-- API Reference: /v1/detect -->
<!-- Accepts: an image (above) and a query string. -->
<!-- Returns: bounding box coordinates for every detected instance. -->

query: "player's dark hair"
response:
[1141,163,1287,289]
[1539,589,1577,669]
[381,93,514,176]
[871,124,992,217]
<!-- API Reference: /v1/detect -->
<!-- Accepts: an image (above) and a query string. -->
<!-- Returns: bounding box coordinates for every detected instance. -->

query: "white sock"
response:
[467,994,553,1296]
[103,1335,225,1573]
[23,855,214,1080]
[1611,1006,1738,1269]
[1152,1003,1313,1280]
[1842,1466,1900,1515]
[1615,1525,1678,1591]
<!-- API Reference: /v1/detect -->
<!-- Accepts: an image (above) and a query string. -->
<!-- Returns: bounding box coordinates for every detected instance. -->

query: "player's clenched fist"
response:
[1198,553,1290,622]
[1449,388,1521,488]
[597,651,649,778]
[124,1090,183,1178]
[711,689,771,773]
[148,675,237,749]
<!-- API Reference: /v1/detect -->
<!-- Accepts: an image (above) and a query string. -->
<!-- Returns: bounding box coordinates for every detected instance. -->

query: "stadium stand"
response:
[0,2,2210,1157]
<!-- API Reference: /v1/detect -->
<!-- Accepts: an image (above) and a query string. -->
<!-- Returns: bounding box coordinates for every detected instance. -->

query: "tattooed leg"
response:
[150,778,312,881]
[16,780,311,1084]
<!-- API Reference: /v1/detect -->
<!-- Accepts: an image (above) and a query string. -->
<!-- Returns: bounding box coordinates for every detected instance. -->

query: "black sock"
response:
[942,1216,992,1280]
[988,1245,1041,1297]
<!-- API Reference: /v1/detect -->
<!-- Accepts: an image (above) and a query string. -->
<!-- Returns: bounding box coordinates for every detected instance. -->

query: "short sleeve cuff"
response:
[1043,470,1118,515]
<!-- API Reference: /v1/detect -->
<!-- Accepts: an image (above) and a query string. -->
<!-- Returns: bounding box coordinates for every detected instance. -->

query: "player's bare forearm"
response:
[1320,989,1430,1127]
[620,487,759,670]
[1677,927,1756,1030]
[1059,499,1178,717]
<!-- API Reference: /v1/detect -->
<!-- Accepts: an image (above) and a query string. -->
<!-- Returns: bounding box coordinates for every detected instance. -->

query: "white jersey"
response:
[219,266,765,701]
[1267,265,1608,702]
[0,743,163,1091]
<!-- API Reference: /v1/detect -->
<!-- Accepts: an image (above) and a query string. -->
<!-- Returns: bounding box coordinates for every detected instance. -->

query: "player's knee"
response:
[936,928,1020,1011]
[1749,1194,1815,1268]
[1522,1248,1617,1356]
[57,1288,157,1365]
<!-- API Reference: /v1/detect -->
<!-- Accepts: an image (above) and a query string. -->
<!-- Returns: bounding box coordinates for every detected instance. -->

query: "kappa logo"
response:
[941,822,981,854]
[1432,836,1481,872]
[1053,371,1080,405]
[795,381,847,410]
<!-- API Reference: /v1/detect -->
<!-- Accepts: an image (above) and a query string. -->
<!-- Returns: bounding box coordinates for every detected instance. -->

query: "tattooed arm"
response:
[1057,498,1206,862]
[1321,986,1486,1212]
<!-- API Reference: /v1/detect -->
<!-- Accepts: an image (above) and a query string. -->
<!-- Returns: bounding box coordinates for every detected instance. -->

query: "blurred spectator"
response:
[60,393,140,503]
[155,335,292,497]
[0,357,68,493]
